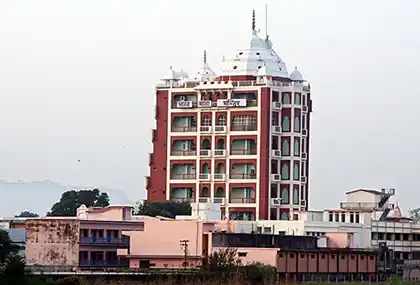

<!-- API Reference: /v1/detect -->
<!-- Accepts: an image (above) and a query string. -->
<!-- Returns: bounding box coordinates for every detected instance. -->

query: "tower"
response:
[146,10,312,221]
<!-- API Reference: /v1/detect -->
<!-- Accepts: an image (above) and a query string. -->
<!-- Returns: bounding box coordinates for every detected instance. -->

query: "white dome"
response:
[188,50,217,82]
[161,66,181,81]
[290,66,304,82]
[220,30,289,78]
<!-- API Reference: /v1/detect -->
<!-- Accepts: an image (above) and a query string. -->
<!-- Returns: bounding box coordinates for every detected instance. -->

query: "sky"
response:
[0,0,419,211]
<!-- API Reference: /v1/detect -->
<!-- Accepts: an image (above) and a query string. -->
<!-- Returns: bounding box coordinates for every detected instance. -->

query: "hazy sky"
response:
[0,0,419,211]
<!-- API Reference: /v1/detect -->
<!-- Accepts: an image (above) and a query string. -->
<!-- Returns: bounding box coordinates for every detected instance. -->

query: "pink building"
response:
[25,205,143,268]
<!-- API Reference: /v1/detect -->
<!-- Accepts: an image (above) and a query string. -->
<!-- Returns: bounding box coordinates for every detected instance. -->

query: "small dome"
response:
[290,66,304,82]
[290,70,303,81]
[188,50,217,82]
[177,69,189,79]
[161,66,181,81]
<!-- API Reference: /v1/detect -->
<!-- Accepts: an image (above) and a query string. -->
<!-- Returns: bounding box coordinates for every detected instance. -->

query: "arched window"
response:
[282,93,291,104]
[293,188,299,205]
[202,139,210,150]
[281,163,289,180]
[282,116,290,132]
[215,187,225,197]
[293,163,300,181]
[294,116,300,132]
[202,163,210,174]
[282,140,290,156]
[201,187,210,197]
[293,138,300,156]
[294,93,301,105]
[280,212,289,220]
[281,188,289,204]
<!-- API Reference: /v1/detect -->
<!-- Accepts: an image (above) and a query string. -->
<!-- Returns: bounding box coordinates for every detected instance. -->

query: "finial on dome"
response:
[252,9,256,33]
[204,50,207,64]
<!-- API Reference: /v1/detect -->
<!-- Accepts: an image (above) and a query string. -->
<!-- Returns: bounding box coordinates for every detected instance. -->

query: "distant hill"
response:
[0,180,133,217]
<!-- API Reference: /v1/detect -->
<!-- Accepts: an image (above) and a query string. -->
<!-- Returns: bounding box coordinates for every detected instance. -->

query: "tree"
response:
[203,247,240,272]
[47,189,110,216]
[1,255,27,285]
[0,230,20,264]
[135,201,191,219]
[15,211,39,218]
[410,208,420,223]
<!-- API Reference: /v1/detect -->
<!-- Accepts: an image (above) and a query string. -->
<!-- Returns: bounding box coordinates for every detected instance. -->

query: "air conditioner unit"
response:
[302,106,308,113]
[271,198,281,206]
[271,174,280,181]
[214,125,227,133]
[301,176,307,183]
[301,153,307,160]
[272,125,281,134]
[272,149,281,157]
[302,129,308,136]
[300,200,306,207]
[272,102,282,110]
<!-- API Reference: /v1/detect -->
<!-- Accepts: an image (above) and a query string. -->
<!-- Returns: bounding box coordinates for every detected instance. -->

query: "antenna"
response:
[265,4,268,39]
[252,9,256,34]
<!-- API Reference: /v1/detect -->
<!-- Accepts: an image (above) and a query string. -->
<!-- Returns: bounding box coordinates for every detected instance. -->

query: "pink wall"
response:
[212,247,278,267]
[121,218,204,261]
[326,232,354,248]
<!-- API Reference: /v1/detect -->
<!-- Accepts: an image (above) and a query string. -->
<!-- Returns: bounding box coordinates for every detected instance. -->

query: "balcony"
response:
[199,149,211,157]
[198,197,211,203]
[272,102,282,110]
[171,126,197,132]
[79,237,129,246]
[171,173,196,180]
[231,124,257,132]
[229,197,256,204]
[230,173,256,180]
[79,260,129,267]
[213,173,226,181]
[230,148,257,155]
[213,197,226,204]
[199,173,211,181]
[170,150,196,157]
[200,126,212,133]
[214,125,227,133]
[340,202,382,211]
[214,149,227,157]
[171,197,195,203]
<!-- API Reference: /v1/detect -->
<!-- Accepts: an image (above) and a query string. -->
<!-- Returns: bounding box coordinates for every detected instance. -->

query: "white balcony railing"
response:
[214,149,227,157]
[199,149,211,157]
[199,173,211,181]
[200,126,212,133]
[213,173,226,181]
[214,125,227,133]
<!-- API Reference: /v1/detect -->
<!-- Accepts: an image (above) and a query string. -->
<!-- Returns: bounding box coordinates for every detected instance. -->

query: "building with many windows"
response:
[146,10,313,221]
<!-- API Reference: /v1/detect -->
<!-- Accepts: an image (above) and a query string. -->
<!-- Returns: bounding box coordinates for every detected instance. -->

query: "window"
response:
[282,116,290,132]
[216,115,226,126]
[238,252,247,257]
[350,213,354,223]
[341,213,346,222]
[293,138,300,156]
[282,92,291,104]
[281,163,290,180]
[281,139,290,156]
[280,212,289,220]
[355,213,360,223]
[294,116,301,132]
[329,213,333,222]
[202,115,211,126]
[293,163,300,181]
[294,93,301,105]
[272,111,279,125]
[231,115,256,131]
[293,188,299,205]
[281,188,289,204]
[335,213,339,222]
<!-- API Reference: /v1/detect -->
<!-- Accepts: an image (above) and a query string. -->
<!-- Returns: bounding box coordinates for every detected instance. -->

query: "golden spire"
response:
[252,9,256,32]
[204,50,207,64]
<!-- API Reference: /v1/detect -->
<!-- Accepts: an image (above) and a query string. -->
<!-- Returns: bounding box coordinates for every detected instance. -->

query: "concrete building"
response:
[145,10,313,221]
[24,205,143,269]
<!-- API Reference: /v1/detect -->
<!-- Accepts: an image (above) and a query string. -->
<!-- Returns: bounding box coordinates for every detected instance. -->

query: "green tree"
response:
[47,189,110,216]
[0,230,20,264]
[203,247,240,272]
[15,211,39,218]
[135,201,191,219]
[410,208,420,223]
[1,255,27,285]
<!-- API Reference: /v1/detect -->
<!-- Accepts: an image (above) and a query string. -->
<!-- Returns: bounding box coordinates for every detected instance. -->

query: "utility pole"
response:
[180,239,189,270]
